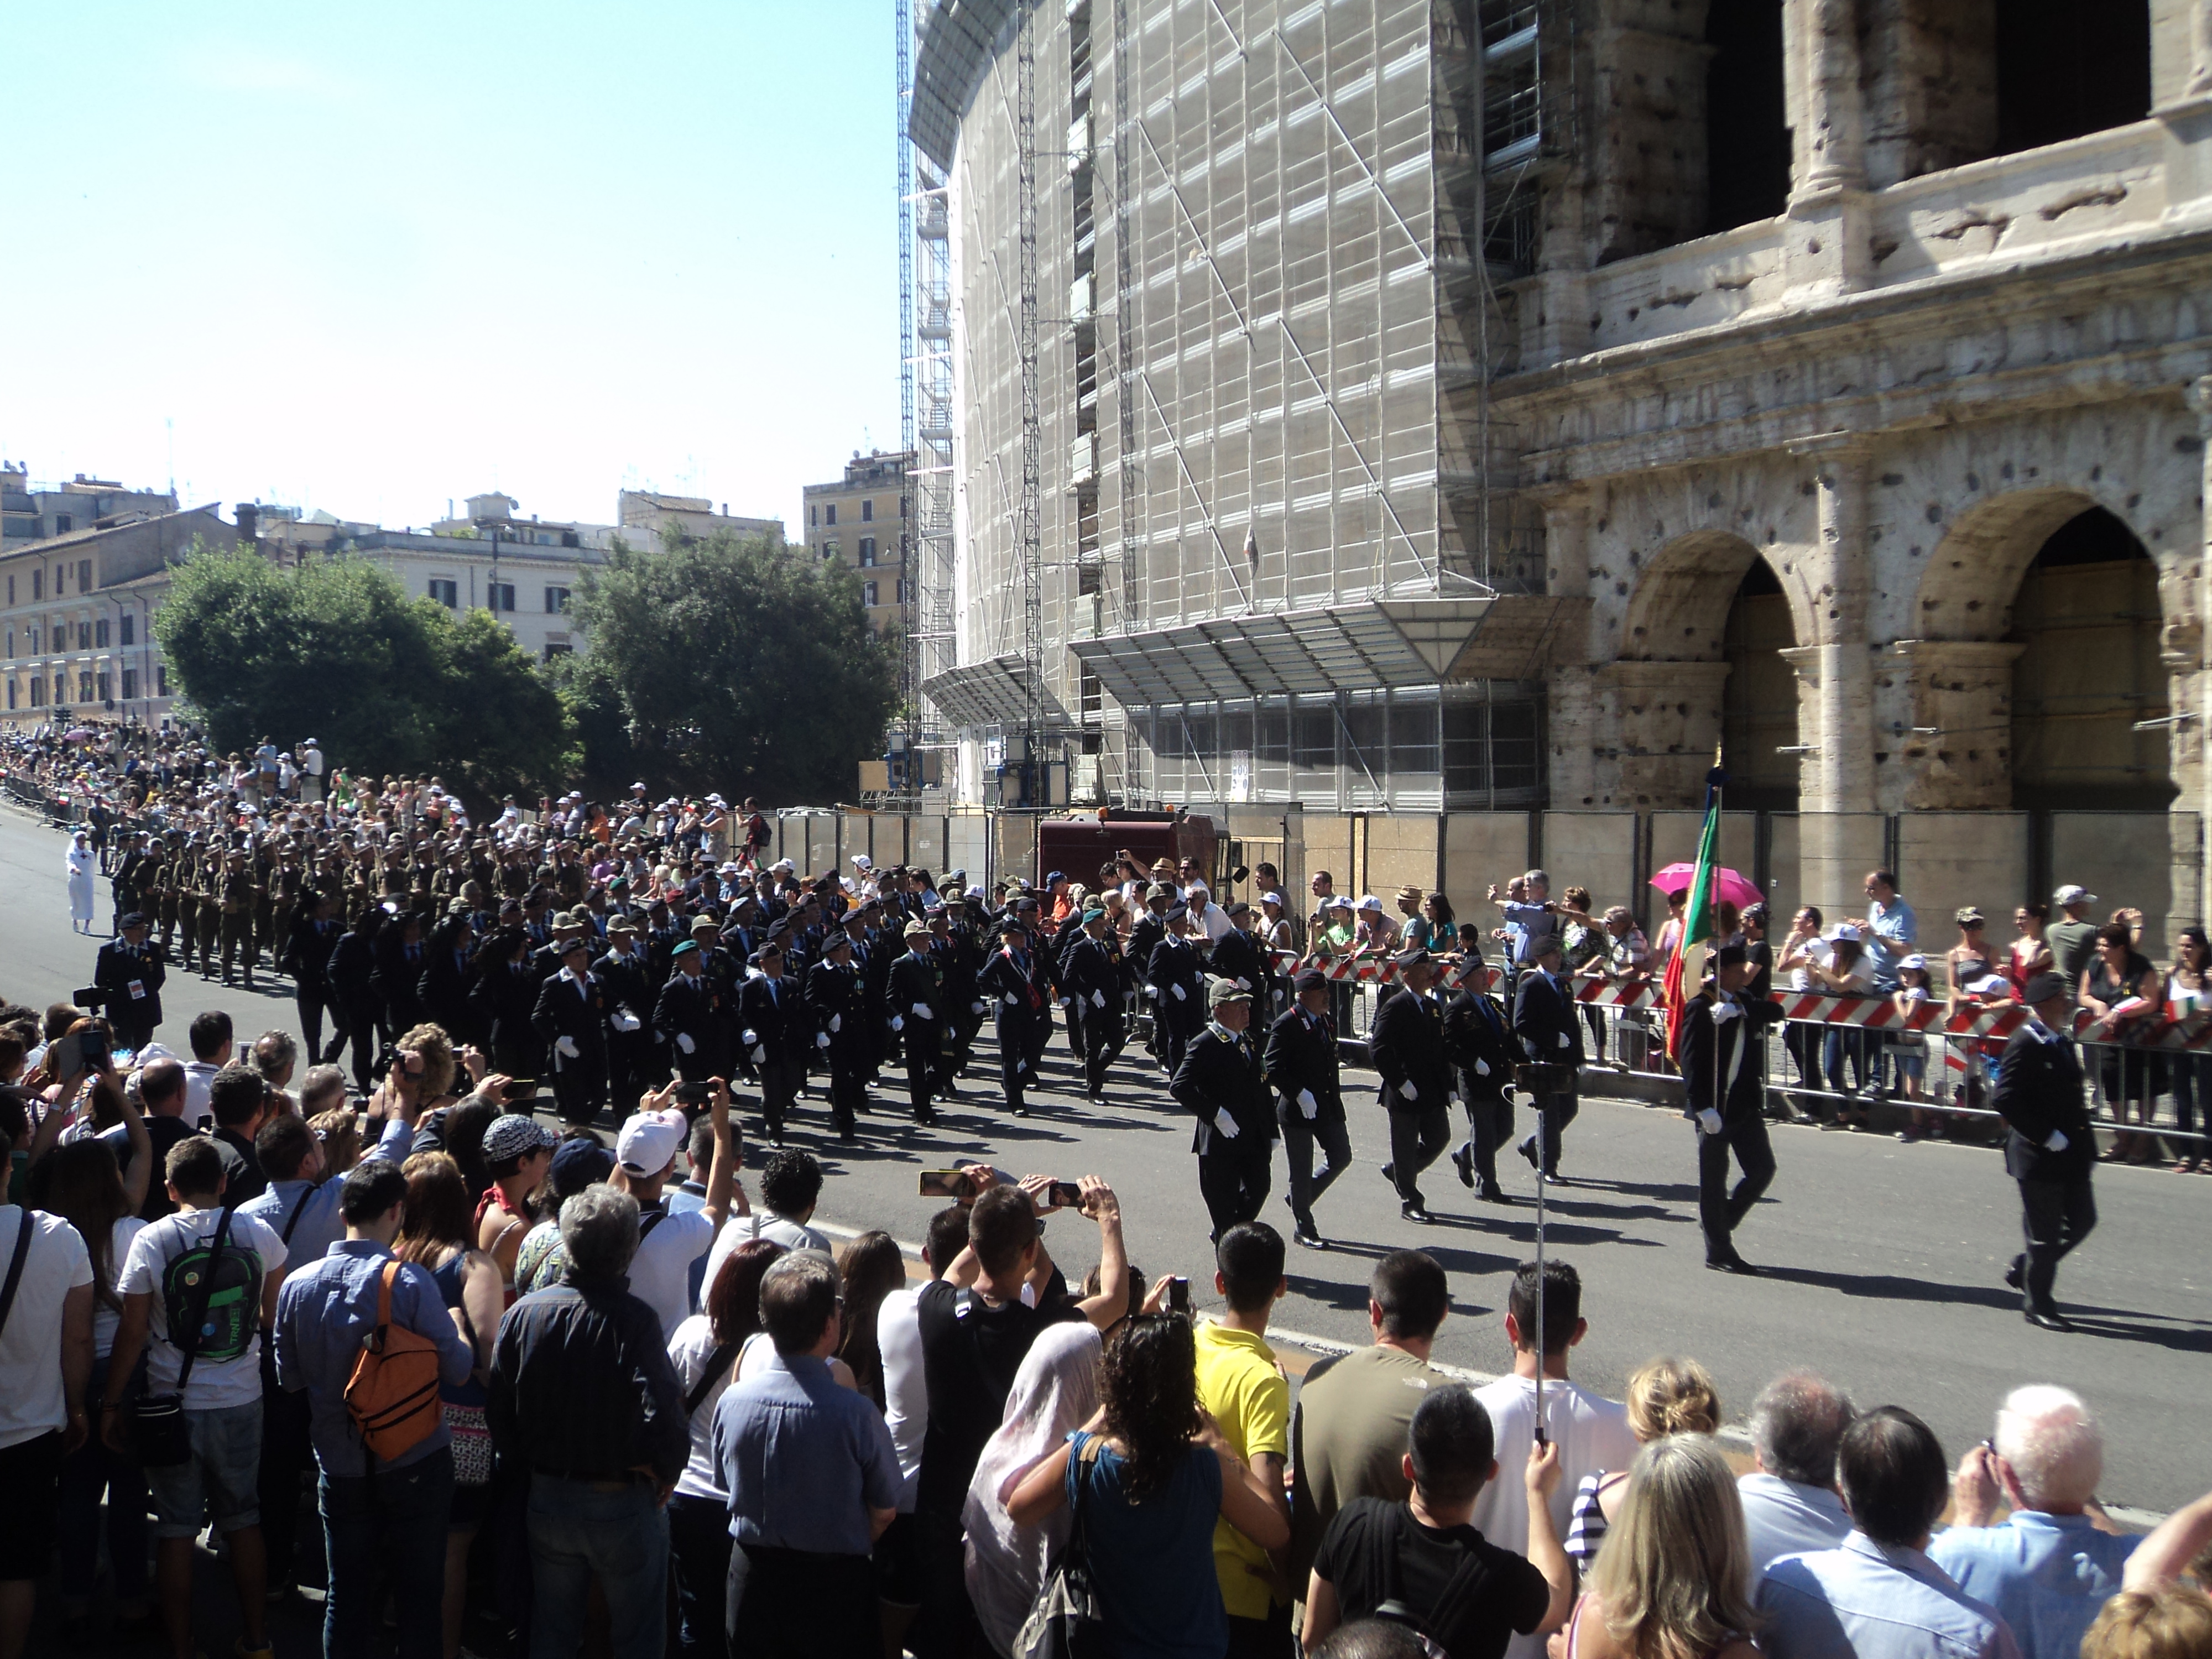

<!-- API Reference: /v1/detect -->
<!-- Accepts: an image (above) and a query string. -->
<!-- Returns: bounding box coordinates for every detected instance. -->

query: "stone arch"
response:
[1912,486,2109,641]
[1619,528,1812,661]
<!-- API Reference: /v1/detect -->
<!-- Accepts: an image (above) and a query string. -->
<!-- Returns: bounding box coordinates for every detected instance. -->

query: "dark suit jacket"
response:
[1676,990,1780,1123]
[1441,988,1515,1104]
[805,959,866,1063]
[979,947,1054,1045]
[531,970,611,1075]
[1369,985,1451,1109]
[888,951,946,1030]
[1147,936,1208,1037]
[94,938,165,1029]
[1990,1021,2096,1183]
[653,970,724,1070]
[1512,968,1585,1068]
[737,973,811,1066]
[1262,1005,1343,1121]
[1171,1025,1275,1155]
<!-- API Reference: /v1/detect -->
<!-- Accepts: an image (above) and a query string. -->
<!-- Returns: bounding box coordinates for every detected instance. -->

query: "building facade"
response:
[2,466,179,554]
[911,0,2212,928]
[0,504,240,730]
[801,451,914,633]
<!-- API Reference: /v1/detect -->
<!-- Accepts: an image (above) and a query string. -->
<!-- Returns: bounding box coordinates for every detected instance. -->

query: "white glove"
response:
[912,1002,933,1019]
[677,1032,696,1055]
[1171,983,1187,1001]
[742,1029,758,1046]
[750,1044,767,1063]
[1057,997,1072,1010]
[1005,992,1021,1006]
[556,1035,580,1058]
[973,1000,988,1014]
[1475,1058,1490,1077]
[614,1011,641,1034]
[1235,978,1251,990]
[2044,1129,2069,1152]
[1556,1031,1571,1050]
[1091,990,1107,1008]
[1698,1108,1724,1136]
[890,1014,905,1032]
[1397,1079,1418,1101]
[1213,1110,1241,1139]
[829,1013,841,1032]
[1712,1000,1741,1025]
[1297,1088,1318,1120]
[1017,1057,1029,1072]
[816,1031,831,1048]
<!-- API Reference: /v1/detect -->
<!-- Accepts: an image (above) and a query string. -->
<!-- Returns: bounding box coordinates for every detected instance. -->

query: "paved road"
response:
[6,805,2209,1519]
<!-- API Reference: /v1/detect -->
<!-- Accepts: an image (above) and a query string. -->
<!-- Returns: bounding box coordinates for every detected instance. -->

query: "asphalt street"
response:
[6,803,2209,1519]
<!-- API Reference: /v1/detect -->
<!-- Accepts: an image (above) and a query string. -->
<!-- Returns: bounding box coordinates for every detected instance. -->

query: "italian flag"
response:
[1664,770,1725,1061]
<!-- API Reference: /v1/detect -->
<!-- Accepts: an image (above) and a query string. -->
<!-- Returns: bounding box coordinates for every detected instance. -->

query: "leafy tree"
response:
[153,542,575,801]
[571,526,899,804]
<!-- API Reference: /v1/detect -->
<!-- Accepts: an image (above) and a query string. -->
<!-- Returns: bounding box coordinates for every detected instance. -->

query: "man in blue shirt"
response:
[274,1161,474,1659]
[714,1253,901,1659]
[1760,1407,2021,1659]
[1929,1386,2135,1659]
[1851,869,1916,992]
[1738,1370,1856,1587]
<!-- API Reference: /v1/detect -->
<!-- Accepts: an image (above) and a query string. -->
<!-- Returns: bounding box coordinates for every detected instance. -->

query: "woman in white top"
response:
[66,831,97,933]
[36,1136,151,1641]
[963,1321,1103,1658]
[1807,928,1876,1125]
[1773,907,1827,1093]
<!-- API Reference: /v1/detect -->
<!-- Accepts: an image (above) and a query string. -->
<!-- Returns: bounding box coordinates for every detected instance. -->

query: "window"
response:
[543,641,572,661]
[4,679,12,709]
[810,504,818,527]
[545,586,571,614]
[863,580,879,607]
[3,629,9,659]
[121,668,137,701]
[858,537,877,567]
[895,578,909,604]
[27,677,40,707]
[487,582,516,613]
[96,671,109,703]
[31,570,41,601]
[429,579,458,608]
[94,618,109,649]
[54,517,71,537]
[4,576,11,604]
[77,622,91,650]
[78,672,93,703]
[825,503,837,526]
[79,560,92,592]
[821,540,839,561]
[861,498,874,522]
[119,614,134,646]
[1294,700,1335,768]
[157,665,169,697]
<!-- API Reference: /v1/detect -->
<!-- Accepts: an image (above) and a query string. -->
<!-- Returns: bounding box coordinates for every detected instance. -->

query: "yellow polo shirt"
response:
[1193,1318,1290,1620]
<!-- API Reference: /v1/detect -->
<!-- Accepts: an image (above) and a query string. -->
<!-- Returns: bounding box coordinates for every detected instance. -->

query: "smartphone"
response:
[504,1078,538,1098]
[196,1113,213,1133]
[1168,1276,1191,1314]
[674,1081,712,1107]
[51,1031,93,1074]
[1046,1180,1082,1209]
[917,1169,978,1200]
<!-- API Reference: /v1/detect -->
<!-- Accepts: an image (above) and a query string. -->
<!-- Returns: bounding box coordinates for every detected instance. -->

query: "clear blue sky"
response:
[3,1,900,534]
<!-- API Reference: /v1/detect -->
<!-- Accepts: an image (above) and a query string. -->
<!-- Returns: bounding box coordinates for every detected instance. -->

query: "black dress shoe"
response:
[1478,1185,1510,1204]
[2025,1309,2075,1333]
[1400,1199,1433,1223]
[2004,1256,2024,1291]
[1517,1138,1540,1172]
[1451,1146,1474,1189]
[1293,1215,1324,1247]
[1705,1254,1760,1275]
[1380,1162,1396,1186]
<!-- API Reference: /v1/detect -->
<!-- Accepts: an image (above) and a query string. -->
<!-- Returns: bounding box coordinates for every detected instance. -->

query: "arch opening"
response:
[1721,556,1799,808]
[2006,506,2173,811]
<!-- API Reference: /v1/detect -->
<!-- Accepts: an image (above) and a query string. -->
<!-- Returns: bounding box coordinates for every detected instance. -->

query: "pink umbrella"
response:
[1649,863,1764,911]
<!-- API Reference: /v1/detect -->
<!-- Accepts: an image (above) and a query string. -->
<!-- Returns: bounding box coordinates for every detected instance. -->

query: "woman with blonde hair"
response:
[1556,1436,1760,1659]
[1564,1357,1722,1567]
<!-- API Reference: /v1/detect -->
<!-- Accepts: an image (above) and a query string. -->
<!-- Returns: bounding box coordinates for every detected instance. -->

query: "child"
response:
[1892,954,1932,1141]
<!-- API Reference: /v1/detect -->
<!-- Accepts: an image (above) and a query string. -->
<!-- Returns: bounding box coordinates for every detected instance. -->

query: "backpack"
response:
[345,1259,445,1464]
[156,1210,263,1366]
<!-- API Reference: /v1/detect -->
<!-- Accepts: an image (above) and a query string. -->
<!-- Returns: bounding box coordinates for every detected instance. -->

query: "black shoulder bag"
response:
[0,1213,35,1341]
[133,1207,233,1468]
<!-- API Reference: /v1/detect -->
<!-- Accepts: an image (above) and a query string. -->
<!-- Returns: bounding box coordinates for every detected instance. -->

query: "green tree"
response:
[153,542,575,801]
[571,526,899,804]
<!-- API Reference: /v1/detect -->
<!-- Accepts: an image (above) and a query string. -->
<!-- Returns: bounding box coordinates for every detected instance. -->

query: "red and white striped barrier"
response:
[1767,991,1944,1032]
[1575,980,1659,1011]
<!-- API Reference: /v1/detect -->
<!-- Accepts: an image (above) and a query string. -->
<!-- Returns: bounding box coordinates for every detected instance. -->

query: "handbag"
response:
[1013,1434,1108,1659]
[445,1402,495,1486]
[133,1207,233,1468]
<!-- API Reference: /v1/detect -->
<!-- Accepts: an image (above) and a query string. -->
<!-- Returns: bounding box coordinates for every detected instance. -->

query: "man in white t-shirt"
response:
[701,1146,833,1301]
[183,1009,234,1123]
[612,1087,737,1339]
[1470,1260,1639,1659]
[103,1135,288,1659]
[874,1204,973,1648]
[0,1195,95,1659]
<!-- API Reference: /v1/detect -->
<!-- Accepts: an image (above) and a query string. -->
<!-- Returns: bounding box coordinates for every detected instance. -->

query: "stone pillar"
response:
[1887,640,2027,810]
[1782,0,1871,299]
[1542,491,1598,806]
[1785,436,1880,920]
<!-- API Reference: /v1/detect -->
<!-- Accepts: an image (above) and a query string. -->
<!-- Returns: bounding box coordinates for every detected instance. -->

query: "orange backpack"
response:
[345,1259,445,1463]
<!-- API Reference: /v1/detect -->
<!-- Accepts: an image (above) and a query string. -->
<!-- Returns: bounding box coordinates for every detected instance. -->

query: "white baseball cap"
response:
[616,1108,688,1177]
[2054,884,2098,907]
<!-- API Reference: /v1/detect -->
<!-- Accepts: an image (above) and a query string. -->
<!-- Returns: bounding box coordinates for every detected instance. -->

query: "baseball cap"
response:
[2054,884,2097,907]
[1898,952,1927,971]
[1207,977,1253,1008]
[1953,906,1985,926]
[617,1108,688,1177]
[482,1113,556,1165]
[1357,894,1384,912]
[1833,922,1862,941]
[551,1139,615,1194]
